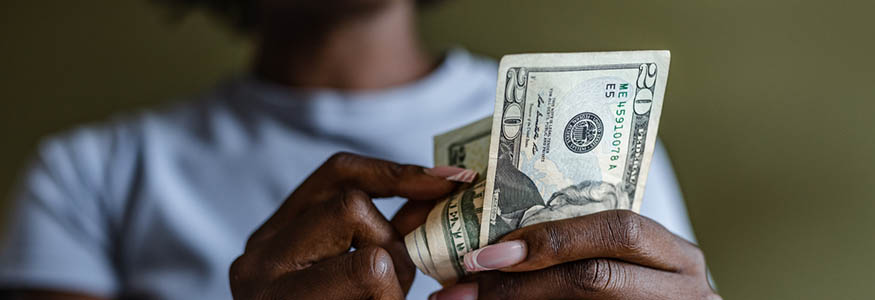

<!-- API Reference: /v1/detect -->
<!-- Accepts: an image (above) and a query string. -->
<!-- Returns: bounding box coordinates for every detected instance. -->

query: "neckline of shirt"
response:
[221,48,493,139]
[230,48,477,113]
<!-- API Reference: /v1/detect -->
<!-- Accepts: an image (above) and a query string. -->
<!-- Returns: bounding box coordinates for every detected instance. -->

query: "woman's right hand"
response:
[229,152,470,300]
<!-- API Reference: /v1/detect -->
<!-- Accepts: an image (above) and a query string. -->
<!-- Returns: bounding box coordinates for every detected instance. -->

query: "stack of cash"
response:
[405,51,671,285]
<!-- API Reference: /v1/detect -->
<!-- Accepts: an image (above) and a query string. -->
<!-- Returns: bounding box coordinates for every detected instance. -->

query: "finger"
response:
[261,189,417,292]
[259,153,467,234]
[428,282,477,300]
[456,259,719,300]
[344,191,418,292]
[301,152,464,200]
[391,169,478,237]
[390,199,438,236]
[275,246,405,300]
[467,210,703,274]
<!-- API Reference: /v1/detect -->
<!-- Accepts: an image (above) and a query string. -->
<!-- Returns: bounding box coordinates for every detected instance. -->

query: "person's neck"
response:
[253,2,435,91]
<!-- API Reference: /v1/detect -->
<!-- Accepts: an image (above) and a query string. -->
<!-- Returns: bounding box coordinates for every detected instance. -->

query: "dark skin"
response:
[230,153,458,299]
[231,154,719,299]
[435,210,720,299]
[4,0,720,299]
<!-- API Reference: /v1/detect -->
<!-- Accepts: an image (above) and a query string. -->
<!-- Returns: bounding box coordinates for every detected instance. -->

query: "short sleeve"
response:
[0,128,120,297]
[639,140,697,244]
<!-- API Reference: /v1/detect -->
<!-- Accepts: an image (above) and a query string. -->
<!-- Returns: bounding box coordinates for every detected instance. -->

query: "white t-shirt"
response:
[0,49,695,299]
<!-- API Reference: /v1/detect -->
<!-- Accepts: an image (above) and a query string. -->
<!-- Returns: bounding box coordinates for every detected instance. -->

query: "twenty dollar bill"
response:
[406,51,671,285]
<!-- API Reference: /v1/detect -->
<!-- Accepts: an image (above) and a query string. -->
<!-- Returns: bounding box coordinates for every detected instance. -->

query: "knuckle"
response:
[229,256,245,280]
[326,152,359,172]
[243,227,273,253]
[605,210,644,252]
[229,255,254,288]
[677,239,708,275]
[351,247,394,283]
[379,161,406,180]
[337,189,372,223]
[570,259,614,293]
[243,234,260,253]
[536,221,569,259]
[689,244,706,268]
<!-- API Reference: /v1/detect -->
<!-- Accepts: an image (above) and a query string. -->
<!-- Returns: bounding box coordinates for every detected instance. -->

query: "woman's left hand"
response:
[430,210,720,300]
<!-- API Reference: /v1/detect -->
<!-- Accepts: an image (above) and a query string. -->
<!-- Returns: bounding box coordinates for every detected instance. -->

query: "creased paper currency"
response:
[406,51,671,285]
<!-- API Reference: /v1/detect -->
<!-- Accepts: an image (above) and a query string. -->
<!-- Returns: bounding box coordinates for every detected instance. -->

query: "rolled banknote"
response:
[405,116,490,284]
[406,51,671,285]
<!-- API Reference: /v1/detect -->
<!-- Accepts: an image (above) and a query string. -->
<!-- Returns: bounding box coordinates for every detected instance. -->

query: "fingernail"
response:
[430,283,478,300]
[425,166,477,183]
[463,240,527,272]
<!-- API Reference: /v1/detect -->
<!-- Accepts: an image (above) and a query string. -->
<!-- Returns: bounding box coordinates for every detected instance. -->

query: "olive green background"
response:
[2,0,873,299]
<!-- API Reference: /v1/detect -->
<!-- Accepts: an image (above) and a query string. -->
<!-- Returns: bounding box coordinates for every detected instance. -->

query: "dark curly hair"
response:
[153,0,443,33]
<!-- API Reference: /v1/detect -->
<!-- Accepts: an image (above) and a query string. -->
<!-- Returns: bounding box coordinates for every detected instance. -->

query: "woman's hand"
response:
[432,210,720,300]
[229,152,466,300]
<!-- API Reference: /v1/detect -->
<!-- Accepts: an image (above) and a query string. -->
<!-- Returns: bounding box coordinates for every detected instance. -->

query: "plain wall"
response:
[2,1,874,299]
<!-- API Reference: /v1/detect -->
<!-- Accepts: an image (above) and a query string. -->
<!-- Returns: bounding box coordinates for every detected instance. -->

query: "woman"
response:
[0,0,718,299]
